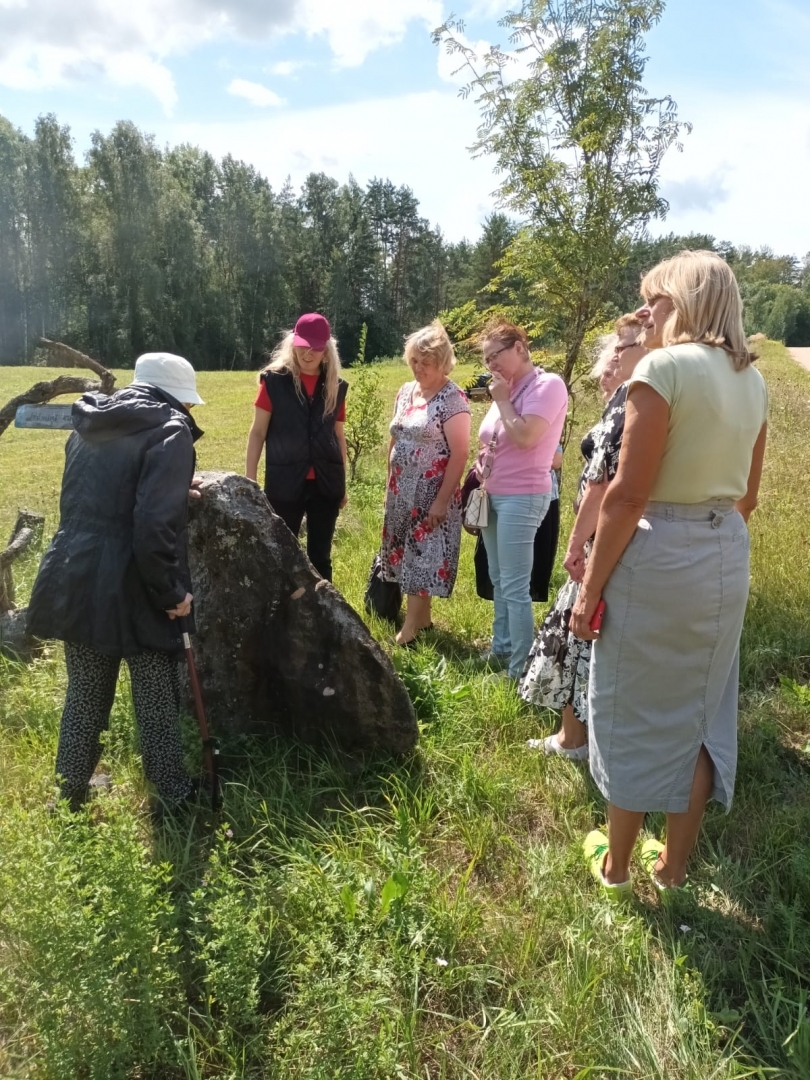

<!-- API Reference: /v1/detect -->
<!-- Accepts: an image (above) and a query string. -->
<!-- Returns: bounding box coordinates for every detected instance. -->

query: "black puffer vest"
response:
[262,370,348,502]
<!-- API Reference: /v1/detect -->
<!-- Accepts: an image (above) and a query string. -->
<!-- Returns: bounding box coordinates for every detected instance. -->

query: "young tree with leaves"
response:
[435,0,690,383]
[343,324,387,481]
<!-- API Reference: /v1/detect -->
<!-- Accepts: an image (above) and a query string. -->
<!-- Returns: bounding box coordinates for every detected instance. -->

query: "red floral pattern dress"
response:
[381,380,470,597]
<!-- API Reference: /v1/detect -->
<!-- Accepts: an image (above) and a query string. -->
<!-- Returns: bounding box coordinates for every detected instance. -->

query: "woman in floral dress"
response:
[519,315,646,756]
[382,321,471,646]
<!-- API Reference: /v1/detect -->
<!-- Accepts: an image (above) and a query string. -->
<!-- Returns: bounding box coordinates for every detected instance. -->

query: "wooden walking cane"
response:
[180,618,221,811]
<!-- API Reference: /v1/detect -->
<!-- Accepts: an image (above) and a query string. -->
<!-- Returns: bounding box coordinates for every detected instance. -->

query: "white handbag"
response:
[463,484,489,531]
[463,436,496,533]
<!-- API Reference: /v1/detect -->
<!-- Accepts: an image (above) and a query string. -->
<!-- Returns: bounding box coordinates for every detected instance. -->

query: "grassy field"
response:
[1,344,809,1079]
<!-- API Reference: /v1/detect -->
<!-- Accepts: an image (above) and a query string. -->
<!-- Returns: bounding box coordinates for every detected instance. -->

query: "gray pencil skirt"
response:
[588,500,750,814]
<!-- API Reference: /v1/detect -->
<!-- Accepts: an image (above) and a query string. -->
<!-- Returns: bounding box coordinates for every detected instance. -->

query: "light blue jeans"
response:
[481,492,552,678]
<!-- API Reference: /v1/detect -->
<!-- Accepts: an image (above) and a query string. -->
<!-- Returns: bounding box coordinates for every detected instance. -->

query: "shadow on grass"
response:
[636,721,810,1079]
[212,729,427,827]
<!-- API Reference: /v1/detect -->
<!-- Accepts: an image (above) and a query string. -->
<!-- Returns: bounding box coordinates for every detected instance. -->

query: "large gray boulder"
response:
[186,471,417,756]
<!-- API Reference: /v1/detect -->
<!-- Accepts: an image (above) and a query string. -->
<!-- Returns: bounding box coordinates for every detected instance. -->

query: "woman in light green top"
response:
[569,250,768,902]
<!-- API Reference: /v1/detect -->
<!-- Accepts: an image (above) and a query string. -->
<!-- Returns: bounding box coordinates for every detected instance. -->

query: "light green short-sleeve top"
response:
[628,343,768,504]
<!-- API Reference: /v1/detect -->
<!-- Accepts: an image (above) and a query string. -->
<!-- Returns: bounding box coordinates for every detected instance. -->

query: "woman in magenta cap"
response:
[246,314,348,581]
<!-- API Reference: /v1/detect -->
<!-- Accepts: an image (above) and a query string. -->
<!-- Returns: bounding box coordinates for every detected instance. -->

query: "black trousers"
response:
[56,641,193,804]
[268,480,341,581]
[474,497,561,603]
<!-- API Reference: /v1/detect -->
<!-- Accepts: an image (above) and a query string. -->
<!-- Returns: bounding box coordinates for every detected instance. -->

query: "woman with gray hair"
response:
[520,315,646,756]
[591,334,625,402]
[381,321,471,646]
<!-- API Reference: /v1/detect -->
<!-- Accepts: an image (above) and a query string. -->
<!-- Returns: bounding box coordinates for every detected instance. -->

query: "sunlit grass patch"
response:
[1,344,809,1078]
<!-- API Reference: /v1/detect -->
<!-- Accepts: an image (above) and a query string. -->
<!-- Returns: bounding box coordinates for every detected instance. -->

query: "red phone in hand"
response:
[589,599,606,633]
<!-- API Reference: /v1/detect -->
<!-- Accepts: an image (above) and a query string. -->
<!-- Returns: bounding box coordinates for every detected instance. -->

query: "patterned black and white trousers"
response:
[56,641,194,804]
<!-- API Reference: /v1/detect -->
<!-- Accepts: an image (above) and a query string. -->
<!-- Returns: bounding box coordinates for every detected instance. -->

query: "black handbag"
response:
[364,554,402,622]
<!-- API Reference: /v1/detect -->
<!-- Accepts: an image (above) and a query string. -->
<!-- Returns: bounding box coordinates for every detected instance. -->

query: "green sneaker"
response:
[583,830,633,903]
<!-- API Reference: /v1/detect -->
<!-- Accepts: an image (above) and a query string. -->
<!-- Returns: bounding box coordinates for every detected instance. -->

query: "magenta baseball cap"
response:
[292,312,331,350]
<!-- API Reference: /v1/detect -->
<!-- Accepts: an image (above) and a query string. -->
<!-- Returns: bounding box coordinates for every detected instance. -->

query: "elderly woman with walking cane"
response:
[28,352,206,813]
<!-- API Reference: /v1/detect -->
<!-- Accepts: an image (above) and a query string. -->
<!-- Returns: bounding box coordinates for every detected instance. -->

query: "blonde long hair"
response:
[260,331,343,414]
[640,250,754,371]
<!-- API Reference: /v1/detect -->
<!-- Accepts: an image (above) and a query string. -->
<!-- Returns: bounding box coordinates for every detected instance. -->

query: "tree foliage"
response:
[343,368,387,482]
[435,0,690,382]
[0,115,481,369]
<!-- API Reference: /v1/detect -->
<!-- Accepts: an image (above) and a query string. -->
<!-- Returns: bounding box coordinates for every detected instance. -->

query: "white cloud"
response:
[146,80,810,256]
[650,88,810,256]
[0,0,444,110]
[227,78,285,108]
[266,59,309,77]
[464,0,511,16]
[299,0,442,68]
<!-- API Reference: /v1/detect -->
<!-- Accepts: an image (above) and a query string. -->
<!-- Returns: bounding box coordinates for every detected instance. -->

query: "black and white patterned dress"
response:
[381,380,470,598]
[518,384,627,720]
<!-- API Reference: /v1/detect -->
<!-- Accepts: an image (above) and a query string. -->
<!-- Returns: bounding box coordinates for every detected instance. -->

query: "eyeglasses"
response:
[614,341,642,355]
[483,345,509,366]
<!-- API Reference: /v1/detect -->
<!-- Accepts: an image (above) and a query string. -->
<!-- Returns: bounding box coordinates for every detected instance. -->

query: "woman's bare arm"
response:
[735,422,767,522]
[245,406,271,482]
[427,411,472,527]
[569,384,669,638]
[563,478,609,582]
[493,400,550,450]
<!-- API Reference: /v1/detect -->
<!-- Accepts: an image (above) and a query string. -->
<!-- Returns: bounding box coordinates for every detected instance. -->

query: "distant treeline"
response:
[2,113,809,372]
[616,235,810,347]
[0,114,511,369]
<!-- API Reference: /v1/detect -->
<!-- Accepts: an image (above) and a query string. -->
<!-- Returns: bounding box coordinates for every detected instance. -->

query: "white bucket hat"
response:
[132,352,205,406]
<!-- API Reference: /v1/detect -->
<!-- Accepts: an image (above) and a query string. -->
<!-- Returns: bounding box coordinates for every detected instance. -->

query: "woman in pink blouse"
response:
[477,322,569,679]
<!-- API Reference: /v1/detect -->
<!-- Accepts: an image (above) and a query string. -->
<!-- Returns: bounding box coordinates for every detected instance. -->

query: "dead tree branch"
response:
[0,341,116,439]
[0,511,45,613]
[39,338,116,394]
[0,375,104,438]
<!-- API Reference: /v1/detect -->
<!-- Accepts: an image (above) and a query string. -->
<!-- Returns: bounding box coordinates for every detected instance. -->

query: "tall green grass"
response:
[0,343,809,1078]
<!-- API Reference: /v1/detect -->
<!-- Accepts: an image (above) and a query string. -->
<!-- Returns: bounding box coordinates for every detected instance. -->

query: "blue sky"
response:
[1,0,808,256]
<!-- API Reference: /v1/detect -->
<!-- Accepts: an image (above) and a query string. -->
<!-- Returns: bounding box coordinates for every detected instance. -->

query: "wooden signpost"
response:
[0,339,115,440]
[14,403,75,430]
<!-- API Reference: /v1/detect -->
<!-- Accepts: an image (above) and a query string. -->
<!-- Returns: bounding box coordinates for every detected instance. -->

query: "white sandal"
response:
[526,734,589,760]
